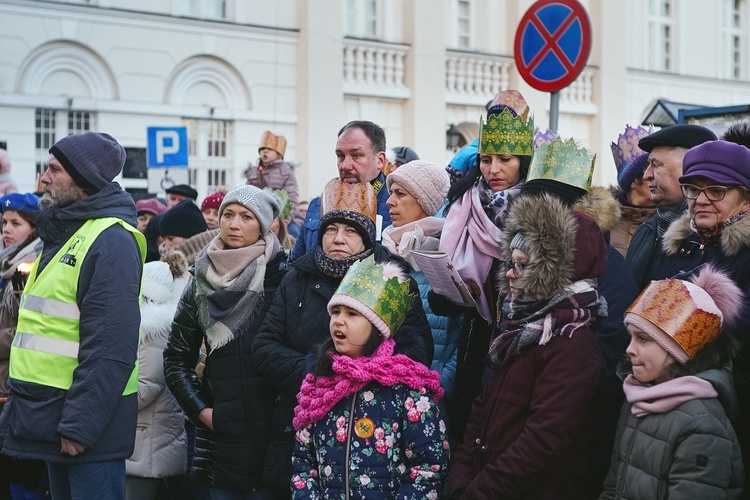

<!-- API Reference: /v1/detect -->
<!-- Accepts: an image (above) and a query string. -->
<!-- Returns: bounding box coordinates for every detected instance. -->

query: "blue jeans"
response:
[47,460,125,500]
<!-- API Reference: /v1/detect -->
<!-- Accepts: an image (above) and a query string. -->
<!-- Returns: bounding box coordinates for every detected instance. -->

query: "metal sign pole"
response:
[549,91,560,133]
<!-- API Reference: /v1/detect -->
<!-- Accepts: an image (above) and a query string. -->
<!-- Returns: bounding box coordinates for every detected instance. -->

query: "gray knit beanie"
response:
[386,160,450,216]
[49,132,125,194]
[219,185,280,235]
[510,233,529,254]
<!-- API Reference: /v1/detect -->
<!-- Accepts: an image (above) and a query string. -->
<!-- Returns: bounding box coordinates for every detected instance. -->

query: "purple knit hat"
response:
[679,140,750,190]
[49,132,126,194]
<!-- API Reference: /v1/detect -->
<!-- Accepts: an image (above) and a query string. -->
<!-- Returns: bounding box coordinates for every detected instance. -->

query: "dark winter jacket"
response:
[252,246,433,490]
[291,382,448,499]
[449,194,607,499]
[290,173,392,261]
[624,213,659,289]
[163,251,287,490]
[0,183,144,463]
[600,368,744,499]
[645,211,750,494]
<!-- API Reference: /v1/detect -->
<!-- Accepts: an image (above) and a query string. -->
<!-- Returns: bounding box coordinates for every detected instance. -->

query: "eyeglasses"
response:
[680,184,733,202]
[505,260,529,277]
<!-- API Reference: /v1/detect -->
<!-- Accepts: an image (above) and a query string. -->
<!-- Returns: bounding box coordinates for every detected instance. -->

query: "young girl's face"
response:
[330,304,374,358]
[259,148,280,164]
[625,324,676,384]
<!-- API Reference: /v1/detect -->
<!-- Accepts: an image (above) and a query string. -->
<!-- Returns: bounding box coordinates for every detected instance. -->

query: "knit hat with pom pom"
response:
[624,265,742,364]
[141,250,189,305]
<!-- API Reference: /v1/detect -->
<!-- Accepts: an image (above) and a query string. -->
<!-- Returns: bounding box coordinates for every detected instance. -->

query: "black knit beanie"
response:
[318,210,376,250]
[159,199,209,238]
[522,179,586,207]
[49,132,125,194]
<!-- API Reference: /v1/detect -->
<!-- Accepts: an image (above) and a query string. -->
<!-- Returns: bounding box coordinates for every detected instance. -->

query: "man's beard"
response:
[39,182,86,210]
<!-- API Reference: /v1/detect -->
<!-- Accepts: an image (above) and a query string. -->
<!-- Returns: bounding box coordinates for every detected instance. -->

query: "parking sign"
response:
[147,127,189,167]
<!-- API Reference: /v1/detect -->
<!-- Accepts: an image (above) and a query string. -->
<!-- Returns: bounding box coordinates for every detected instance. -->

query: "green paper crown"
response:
[478,107,535,157]
[527,137,596,191]
[333,256,415,336]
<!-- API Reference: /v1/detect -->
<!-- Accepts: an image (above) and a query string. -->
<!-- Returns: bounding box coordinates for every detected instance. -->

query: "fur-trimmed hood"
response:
[662,211,750,257]
[500,194,577,298]
[572,186,621,233]
[500,193,608,299]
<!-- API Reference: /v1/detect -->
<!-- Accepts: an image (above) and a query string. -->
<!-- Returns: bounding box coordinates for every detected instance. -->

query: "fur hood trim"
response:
[663,212,750,257]
[140,302,176,344]
[500,194,576,298]
[572,186,621,233]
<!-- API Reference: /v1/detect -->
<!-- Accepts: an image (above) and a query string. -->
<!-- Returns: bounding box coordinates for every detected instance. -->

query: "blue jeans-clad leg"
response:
[47,460,125,500]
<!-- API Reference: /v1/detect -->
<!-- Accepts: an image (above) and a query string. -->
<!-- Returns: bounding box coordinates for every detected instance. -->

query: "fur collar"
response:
[663,212,750,257]
[500,194,576,298]
[571,186,621,233]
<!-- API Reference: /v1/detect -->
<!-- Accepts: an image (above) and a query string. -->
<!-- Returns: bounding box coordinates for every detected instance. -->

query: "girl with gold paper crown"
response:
[601,266,744,499]
[291,256,449,499]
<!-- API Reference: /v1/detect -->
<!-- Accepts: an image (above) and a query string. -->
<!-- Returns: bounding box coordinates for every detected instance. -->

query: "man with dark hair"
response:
[625,124,717,289]
[0,132,145,499]
[721,119,750,149]
[291,120,393,260]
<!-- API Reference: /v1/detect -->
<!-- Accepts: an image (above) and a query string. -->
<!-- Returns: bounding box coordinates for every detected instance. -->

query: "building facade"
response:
[1,0,749,201]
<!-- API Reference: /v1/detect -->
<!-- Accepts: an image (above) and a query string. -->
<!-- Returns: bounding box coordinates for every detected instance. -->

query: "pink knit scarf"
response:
[439,184,504,324]
[293,340,444,430]
[623,374,718,417]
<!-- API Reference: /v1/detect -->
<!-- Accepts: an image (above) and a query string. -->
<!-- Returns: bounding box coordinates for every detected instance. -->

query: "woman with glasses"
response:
[650,139,750,494]
[448,193,608,499]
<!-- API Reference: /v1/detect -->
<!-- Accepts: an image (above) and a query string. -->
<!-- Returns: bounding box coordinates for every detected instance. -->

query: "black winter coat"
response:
[252,245,434,490]
[164,251,287,491]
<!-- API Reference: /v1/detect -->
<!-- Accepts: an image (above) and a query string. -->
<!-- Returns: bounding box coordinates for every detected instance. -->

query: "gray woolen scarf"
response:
[194,233,280,351]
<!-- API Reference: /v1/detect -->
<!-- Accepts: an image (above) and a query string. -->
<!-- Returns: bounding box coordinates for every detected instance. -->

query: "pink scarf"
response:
[623,374,718,417]
[293,340,444,430]
[439,185,504,323]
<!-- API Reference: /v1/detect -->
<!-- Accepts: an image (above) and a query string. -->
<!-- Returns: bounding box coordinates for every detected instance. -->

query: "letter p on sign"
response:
[147,127,189,168]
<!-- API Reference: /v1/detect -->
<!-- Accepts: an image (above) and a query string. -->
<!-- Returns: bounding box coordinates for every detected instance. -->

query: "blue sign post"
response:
[514,0,591,131]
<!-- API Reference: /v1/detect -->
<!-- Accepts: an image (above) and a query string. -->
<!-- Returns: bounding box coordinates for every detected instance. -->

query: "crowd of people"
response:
[0,88,748,499]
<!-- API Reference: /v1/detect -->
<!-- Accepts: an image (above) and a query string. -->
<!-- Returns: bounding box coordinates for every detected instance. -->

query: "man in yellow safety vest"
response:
[0,132,145,500]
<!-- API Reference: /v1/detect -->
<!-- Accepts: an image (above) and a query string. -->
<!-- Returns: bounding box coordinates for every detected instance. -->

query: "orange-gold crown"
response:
[625,279,722,360]
[320,179,377,222]
[259,130,287,158]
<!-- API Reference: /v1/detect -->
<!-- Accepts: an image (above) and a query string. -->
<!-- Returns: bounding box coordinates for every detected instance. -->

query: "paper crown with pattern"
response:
[625,278,723,361]
[527,137,596,191]
[479,90,535,157]
[320,179,377,222]
[259,130,287,158]
[611,125,654,171]
[328,256,416,339]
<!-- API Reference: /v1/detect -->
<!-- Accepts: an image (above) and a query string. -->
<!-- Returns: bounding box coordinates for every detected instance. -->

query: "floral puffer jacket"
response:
[291,382,449,499]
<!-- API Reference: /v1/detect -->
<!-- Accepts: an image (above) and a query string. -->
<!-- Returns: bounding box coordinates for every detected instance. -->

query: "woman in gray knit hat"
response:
[163,184,288,497]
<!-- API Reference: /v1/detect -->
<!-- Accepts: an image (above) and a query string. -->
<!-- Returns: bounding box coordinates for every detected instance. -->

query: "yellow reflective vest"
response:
[10,217,145,393]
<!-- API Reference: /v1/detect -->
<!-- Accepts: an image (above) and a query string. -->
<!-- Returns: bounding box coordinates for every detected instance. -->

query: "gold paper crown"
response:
[527,137,596,191]
[332,256,416,337]
[626,279,722,360]
[320,179,377,222]
[478,107,535,157]
[259,130,287,158]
